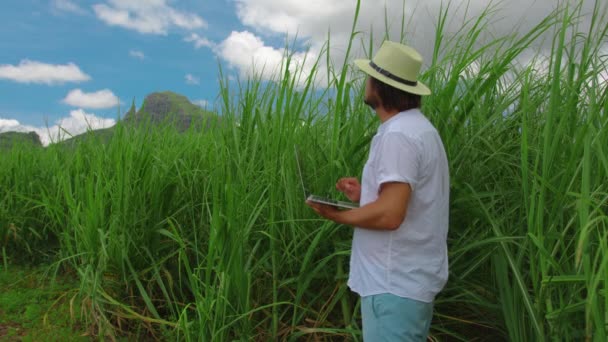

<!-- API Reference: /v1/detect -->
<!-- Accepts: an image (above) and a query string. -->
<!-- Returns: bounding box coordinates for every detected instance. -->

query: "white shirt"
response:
[347,108,450,303]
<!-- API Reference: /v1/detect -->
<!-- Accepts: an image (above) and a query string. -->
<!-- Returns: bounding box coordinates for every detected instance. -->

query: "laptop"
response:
[294,146,359,209]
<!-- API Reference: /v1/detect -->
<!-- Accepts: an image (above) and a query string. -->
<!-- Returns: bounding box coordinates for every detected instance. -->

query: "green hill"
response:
[0,131,42,149]
[1,92,219,149]
[60,91,219,146]
[123,91,219,131]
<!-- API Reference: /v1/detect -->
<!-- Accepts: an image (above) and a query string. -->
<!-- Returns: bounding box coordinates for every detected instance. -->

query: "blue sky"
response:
[0,1,241,129]
[0,0,307,144]
[0,0,602,145]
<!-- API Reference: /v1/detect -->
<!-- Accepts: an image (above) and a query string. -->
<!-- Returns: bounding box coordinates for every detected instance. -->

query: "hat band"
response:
[369,61,418,87]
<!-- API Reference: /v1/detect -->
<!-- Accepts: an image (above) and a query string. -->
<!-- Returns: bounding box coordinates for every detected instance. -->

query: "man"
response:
[306,41,449,341]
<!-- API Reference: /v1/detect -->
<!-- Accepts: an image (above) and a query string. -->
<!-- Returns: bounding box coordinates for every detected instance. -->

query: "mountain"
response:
[1,91,218,149]
[123,91,219,131]
[59,91,219,146]
[0,131,42,150]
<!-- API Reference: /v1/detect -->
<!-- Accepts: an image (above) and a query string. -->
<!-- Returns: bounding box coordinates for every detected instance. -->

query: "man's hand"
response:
[306,182,411,230]
[306,200,343,221]
[336,177,361,202]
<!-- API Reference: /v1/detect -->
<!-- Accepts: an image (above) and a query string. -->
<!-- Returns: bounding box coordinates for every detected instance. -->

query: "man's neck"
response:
[376,107,401,123]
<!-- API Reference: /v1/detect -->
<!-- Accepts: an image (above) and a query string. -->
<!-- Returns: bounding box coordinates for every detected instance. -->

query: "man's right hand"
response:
[336,177,361,202]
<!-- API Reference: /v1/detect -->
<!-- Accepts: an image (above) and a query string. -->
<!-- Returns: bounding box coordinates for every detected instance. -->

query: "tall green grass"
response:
[1,1,607,340]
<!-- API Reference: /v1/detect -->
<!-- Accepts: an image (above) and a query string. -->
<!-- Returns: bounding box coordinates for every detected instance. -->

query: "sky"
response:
[0,0,603,145]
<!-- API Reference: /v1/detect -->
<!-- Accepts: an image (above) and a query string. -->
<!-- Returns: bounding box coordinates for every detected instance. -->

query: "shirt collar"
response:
[377,108,417,134]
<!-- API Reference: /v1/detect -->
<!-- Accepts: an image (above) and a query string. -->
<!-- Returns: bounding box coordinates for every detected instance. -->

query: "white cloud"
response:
[129,49,145,59]
[227,0,602,86]
[218,1,428,86]
[235,0,357,41]
[234,0,599,49]
[93,0,207,35]
[62,89,120,109]
[192,99,209,108]
[0,118,21,128]
[184,33,215,49]
[0,110,116,146]
[52,109,116,140]
[185,74,200,85]
[51,0,86,14]
[215,31,317,85]
[0,60,90,85]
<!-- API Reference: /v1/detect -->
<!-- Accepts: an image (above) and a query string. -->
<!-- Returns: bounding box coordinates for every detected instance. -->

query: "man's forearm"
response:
[308,182,410,230]
[333,200,404,231]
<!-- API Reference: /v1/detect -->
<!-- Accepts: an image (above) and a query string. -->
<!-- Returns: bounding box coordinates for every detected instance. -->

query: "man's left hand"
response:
[306,200,343,222]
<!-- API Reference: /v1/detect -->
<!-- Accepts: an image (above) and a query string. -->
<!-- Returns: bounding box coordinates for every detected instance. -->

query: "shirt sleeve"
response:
[376,132,420,190]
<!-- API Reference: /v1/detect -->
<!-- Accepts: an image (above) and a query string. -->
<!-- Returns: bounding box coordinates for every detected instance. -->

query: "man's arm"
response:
[307,182,411,230]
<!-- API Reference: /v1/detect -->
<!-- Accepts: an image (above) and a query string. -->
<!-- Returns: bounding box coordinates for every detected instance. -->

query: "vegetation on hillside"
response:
[0,131,42,150]
[124,91,220,132]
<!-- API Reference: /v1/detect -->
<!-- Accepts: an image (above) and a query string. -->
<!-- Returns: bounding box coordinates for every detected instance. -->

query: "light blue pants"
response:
[361,293,433,341]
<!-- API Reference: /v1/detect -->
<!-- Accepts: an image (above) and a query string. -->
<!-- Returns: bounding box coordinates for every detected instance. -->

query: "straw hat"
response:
[355,41,431,96]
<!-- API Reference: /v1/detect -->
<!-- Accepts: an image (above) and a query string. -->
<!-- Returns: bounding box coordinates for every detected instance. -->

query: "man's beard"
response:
[364,93,379,110]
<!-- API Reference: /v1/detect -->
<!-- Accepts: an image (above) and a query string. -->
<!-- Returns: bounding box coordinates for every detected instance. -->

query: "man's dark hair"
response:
[369,76,422,112]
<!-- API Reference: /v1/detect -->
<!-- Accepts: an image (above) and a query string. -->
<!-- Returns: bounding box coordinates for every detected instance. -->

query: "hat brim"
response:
[354,59,431,96]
